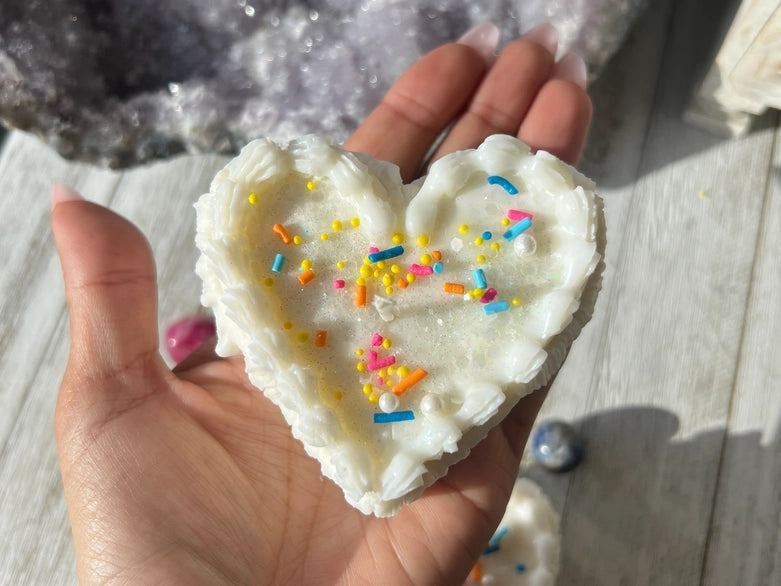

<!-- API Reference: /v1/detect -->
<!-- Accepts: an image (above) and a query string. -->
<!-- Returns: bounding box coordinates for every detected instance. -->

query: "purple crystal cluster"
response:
[0,0,645,168]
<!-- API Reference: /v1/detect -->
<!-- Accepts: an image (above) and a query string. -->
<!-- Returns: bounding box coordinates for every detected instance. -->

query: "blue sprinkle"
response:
[483,301,509,315]
[473,268,487,289]
[503,217,533,241]
[489,526,509,546]
[487,175,519,195]
[482,544,500,556]
[271,253,285,273]
[516,564,527,573]
[374,410,415,423]
[482,231,492,240]
[433,262,444,274]
[368,245,404,263]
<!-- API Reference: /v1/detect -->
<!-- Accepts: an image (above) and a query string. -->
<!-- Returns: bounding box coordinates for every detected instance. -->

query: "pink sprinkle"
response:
[369,350,378,361]
[377,377,384,385]
[409,264,434,276]
[333,279,346,289]
[368,356,396,371]
[480,288,498,304]
[371,333,384,346]
[368,246,380,253]
[508,209,533,222]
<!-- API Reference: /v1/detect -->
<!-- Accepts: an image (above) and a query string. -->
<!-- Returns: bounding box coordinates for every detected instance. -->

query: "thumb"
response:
[51,184,165,389]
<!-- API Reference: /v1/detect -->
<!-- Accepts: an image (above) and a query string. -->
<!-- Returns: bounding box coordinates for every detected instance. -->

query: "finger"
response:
[345,28,494,182]
[51,184,166,387]
[518,53,592,164]
[430,23,559,161]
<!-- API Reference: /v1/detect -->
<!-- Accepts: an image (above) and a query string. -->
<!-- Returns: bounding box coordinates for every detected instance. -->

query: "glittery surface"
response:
[0,0,645,168]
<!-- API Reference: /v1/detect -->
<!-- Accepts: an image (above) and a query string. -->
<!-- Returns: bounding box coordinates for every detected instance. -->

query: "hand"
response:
[53,23,591,585]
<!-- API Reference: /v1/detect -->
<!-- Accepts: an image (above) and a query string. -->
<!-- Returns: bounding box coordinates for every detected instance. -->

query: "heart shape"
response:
[195,134,603,516]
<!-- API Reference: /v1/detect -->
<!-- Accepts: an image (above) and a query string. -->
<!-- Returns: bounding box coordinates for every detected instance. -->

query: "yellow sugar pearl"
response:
[332,220,343,231]
[356,362,366,372]
[297,331,308,343]
[406,273,416,283]
[387,366,396,375]
[392,233,405,244]
[491,243,501,251]
[382,274,392,286]
[336,261,346,269]
[248,192,259,205]
[382,338,392,349]
[459,224,469,233]
[333,391,343,400]
[364,256,371,265]
[306,181,316,191]
[474,237,484,246]
[501,217,511,226]
[283,321,293,330]
[373,269,382,278]
[263,277,274,287]
[301,259,313,270]
[378,369,387,378]
[470,288,484,298]
[377,261,386,269]
[351,217,360,227]
[385,286,393,295]
[321,233,329,241]
[477,255,487,264]
[512,297,522,306]
[390,264,401,274]
[356,277,366,286]
[293,235,302,245]
[363,383,373,395]
[397,366,410,378]
[420,253,432,265]
[368,393,380,404]
[360,265,372,278]
[356,348,364,356]
[417,234,429,247]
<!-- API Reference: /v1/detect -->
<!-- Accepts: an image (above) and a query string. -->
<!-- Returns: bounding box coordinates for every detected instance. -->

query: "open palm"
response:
[53,23,591,585]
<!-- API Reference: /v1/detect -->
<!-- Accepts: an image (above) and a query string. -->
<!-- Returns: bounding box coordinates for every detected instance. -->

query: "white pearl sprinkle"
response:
[379,393,399,413]
[513,233,537,257]
[420,393,443,415]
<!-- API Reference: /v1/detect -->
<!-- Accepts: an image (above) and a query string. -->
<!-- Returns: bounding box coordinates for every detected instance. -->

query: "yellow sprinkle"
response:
[382,274,392,286]
[470,288,484,298]
[378,369,387,378]
[360,265,372,278]
[356,277,366,286]
[297,331,308,343]
[420,253,432,265]
[283,321,293,330]
[337,261,346,269]
[512,297,522,306]
[351,217,360,227]
[392,233,405,244]
[386,379,394,387]
[385,286,393,295]
[387,366,396,375]
[377,261,386,269]
[332,220,343,231]
[364,256,371,265]
[390,264,401,274]
[321,233,329,241]
[363,383,373,395]
[397,366,410,378]
[248,192,259,205]
[406,273,416,283]
[301,259,313,270]
[306,181,316,191]
[373,269,382,278]
[368,393,379,404]
[477,255,486,264]
[333,391,343,400]
[501,217,511,226]
[491,243,501,251]
[474,237,484,246]
[382,338,392,349]
[356,348,364,356]
[357,362,366,372]
[417,234,429,247]
[293,235,302,245]
[263,277,274,287]
[459,224,469,233]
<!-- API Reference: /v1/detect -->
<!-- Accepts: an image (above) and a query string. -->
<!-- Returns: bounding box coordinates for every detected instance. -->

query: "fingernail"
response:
[554,52,588,89]
[51,182,84,210]
[521,22,559,56]
[457,21,500,63]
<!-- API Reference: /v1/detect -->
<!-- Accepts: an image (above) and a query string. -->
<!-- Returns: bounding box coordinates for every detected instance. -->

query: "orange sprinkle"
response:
[298,269,315,285]
[470,560,482,582]
[355,284,367,307]
[397,277,409,289]
[393,368,427,396]
[314,330,327,347]
[273,223,293,244]
[443,282,465,295]
[432,250,442,261]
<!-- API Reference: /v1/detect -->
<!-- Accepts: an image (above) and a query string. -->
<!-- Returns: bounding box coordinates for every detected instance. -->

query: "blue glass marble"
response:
[532,420,585,472]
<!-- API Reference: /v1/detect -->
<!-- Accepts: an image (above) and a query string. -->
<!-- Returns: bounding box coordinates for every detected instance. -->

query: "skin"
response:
[52,31,592,586]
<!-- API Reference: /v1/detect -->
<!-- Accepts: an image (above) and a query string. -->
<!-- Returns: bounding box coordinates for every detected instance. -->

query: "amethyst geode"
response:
[0,0,645,168]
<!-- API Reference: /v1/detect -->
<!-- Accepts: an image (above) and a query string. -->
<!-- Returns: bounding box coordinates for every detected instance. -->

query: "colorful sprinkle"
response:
[390,264,402,274]
[301,259,313,270]
[271,254,285,273]
[363,383,373,394]
[356,348,364,356]
[483,300,509,315]
[470,561,483,582]
[420,253,432,265]
[397,366,410,378]
[489,526,509,546]
[444,282,465,295]
[248,193,259,205]
[320,233,329,241]
[480,288,498,304]
[355,284,367,307]
[391,233,405,244]
[332,220,343,231]
[512,297,522,306]
[416,234,429,246]
[368,245,404,263]
[474,237,484,246]
[503,217,533,241]
[382,338,392,349]
[476,255,487,264]
[487,175,519,194]
[482,544,501,555]
[350,217,360,227]
[507,209,533,222]
[432,262,443,274]
[368,393,379,404]
[393,368,428,396]
[405,273,416,283]
[293,235,302,245]
[356,362,367,372]
[482,231,492,240]
[409,264,434,276]
[272,223,293,244]
[297,269,315,286]
[397,277,409,289]
[306,181,316,191]
[371,333,384,346]
[459,224,469,234]
[373,410,415,423]
[314,330,328,347]
[368,356,396,371]
[473,269,487,288]
[378,392,400,413]
[432,250,442,261]
[336,261,346,269]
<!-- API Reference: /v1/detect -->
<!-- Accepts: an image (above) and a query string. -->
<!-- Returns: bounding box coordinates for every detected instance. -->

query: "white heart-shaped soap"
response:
[195,134,603,516]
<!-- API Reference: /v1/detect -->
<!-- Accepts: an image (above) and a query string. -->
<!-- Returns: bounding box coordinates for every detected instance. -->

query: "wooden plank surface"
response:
[0,0,780,583]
